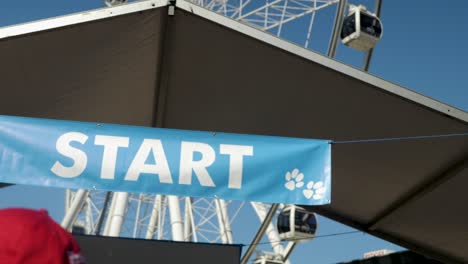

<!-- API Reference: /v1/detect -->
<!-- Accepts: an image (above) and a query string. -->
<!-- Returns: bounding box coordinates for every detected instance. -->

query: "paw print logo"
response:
[284,169,304,191]
[303,181,326,200]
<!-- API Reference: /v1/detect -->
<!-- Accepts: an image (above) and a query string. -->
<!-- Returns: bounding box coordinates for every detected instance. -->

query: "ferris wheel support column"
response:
[220,199,233,243]
[240,203,279,264]
[183,197,196,241]
[327,0,347,58]
[85,196,93,234]
[94,192,112,235]
[215,198,233,244]
[132,193,144,238]
[251,202,290,264]
[276,0,289,37]
[61,189,88,230]
[168,195,184,241]
[103,192,117,235]
[107,191,130,237]
[282,242,297,262]
[304,0,318,48]
[146,194,163,239]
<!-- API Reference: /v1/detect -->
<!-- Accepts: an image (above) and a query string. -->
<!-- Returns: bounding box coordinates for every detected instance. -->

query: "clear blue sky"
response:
[0,1,466,263]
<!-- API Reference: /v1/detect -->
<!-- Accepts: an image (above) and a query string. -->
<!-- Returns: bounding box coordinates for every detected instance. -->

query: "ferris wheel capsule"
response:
[277,205,317,242]
[340,5,383,51]
[253,252,284,264]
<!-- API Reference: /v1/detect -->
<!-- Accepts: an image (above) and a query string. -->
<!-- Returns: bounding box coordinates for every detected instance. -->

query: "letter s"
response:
[51,132,88,178]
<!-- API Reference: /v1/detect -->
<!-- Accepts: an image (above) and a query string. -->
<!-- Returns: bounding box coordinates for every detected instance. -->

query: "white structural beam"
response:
[146,195,163,239]
[85,196,94,234]
[61,189,89,230]
[188,0,338,38]
[219,199,233,243]
[183,197,194,241]
[237,0,283,20]
[240,203,279,264]
[103,192,117,235]
[132,193,144,238]
[251,202,290,263]
[107,192,130,237]
[214,198,233,244]
[283,242,297,262]
[168,195,184,241]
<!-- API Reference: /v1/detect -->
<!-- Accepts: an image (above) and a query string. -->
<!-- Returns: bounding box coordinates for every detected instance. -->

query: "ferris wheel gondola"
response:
[253,252,284,264]
[341,5,383,51]
[277,205,317,242]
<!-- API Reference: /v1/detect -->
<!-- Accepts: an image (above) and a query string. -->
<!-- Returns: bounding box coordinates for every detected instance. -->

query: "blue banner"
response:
[0,115,331,205]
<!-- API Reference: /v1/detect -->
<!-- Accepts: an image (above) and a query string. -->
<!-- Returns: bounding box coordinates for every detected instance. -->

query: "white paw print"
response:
[284,169,304,191]
[303,181,326,200]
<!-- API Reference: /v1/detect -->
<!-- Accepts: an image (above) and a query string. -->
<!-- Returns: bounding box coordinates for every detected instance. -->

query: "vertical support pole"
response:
[146,194,163,239]
[85,196,93,234]
[133,193,144,238]
[95,192,112,235]
[61,189,89,230]
[188,198,198,242]
[214,199,234,243]
[240,203,279,264]
[103,192,117,235]
[168,195,184,241]
[327,0,347,58]
[363,0,383,71]
[183,197,193,241]
[158,196,165,240]
[107,192,130,237]
[219,199,233,243]
[215,198,229,243]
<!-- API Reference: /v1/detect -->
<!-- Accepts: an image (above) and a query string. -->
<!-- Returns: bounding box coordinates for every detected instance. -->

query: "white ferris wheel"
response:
[63,1,383,263]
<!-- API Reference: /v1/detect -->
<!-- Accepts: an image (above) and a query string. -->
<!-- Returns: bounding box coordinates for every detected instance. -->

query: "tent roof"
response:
[0,1,467,262]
